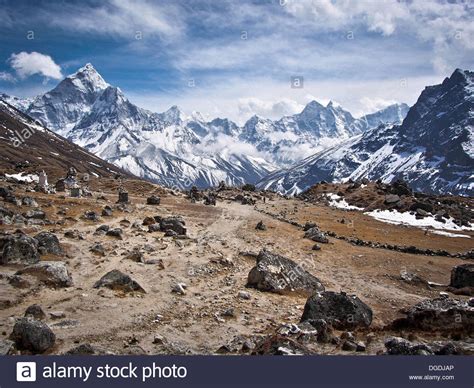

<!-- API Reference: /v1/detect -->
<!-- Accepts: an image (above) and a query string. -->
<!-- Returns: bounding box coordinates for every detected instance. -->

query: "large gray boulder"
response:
[394,297,474,332]
[450,264,474,288]
[246,250,324,294]
[0,234,40,265]
[93,270,145,293]
[160,216,186,236]
[16,261,73,287]
[10,317,56,353]
[301,291,373,330]
[34,232,63,256]
[304,227,329,243]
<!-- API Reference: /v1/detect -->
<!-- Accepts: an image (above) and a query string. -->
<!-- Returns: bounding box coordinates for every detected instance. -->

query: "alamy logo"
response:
[16,362,37,382]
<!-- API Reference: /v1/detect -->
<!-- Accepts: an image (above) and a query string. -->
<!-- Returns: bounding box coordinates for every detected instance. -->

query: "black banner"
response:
[0,356,472,387]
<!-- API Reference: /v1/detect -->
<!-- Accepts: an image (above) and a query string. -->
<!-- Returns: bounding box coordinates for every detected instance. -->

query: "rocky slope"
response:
[0,98,132,181]
[259,69,474,196]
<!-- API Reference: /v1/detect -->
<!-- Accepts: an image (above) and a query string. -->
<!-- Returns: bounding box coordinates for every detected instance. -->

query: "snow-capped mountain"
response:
[259,69,474,196]
[2,63,411,190]
[27,63,109,135]
[0,93,33,112]
[239,100,408,165]
[15,64,273,188]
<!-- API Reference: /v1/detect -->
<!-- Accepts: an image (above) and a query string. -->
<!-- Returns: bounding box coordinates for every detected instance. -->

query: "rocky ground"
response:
[0,177,473,356]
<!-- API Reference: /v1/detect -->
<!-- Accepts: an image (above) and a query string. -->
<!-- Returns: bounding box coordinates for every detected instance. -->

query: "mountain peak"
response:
[68,63,109,92]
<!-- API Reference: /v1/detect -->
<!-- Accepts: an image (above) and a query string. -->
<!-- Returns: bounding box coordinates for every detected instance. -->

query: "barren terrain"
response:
[0,177,473,355]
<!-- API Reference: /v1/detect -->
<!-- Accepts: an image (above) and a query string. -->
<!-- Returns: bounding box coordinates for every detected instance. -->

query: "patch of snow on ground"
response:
[430,230,471,238]
[326,193,364,211]
[5,173,39,183]
[365,209,474,232]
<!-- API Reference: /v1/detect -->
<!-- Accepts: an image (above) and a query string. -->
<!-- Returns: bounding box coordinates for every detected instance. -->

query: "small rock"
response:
[106,228,123,240]
[171,283,187,295]
[304,227,329,243]
[83,210,100,222]
[0,339,14,355]
[49,311,66,320]
[102,206,113,217]
[148,223,161,233]
[147,195,161,205]
[450,264,474,288]
[238,290,251,300]
[93,270,145,293]
[255,221,267,231]
[24,304,46,320]
[342,340,357,351]
[90,243,106,256]
[95,224,110,234]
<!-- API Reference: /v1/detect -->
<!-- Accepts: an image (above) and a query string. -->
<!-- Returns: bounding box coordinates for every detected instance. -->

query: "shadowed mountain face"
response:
[0,99,132,181]
[258,69,474,197]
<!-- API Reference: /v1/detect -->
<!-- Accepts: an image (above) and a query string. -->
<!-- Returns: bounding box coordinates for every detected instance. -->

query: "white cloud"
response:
[9,52,62,79]
[238,97,304,120]
[0,71,15,82]
[358,97,399,115]
[47,0,183,40]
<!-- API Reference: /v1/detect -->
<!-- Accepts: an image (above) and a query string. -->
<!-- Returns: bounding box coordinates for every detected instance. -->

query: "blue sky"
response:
[0,0,473,123]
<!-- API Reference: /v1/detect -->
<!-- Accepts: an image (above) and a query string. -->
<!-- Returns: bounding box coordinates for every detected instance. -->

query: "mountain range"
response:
[1,64,472,196]
[259,69,474,196]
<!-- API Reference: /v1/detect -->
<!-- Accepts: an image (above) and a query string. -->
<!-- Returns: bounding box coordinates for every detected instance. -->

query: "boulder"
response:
[301,291,373,330]
[16,261,73,287]
[384,337,433,355]
[393,297,474,332]
[450,264,474,288]
[34,232,63,255]
[246,249,324,294]
[10,317,56,353]
[93,270,145,293]
[160,216,186,236]
[304,227,329,243]
[24,304,46,320]
[384,194,400,204]
[146,195,161,205]
[0,234,40,265]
